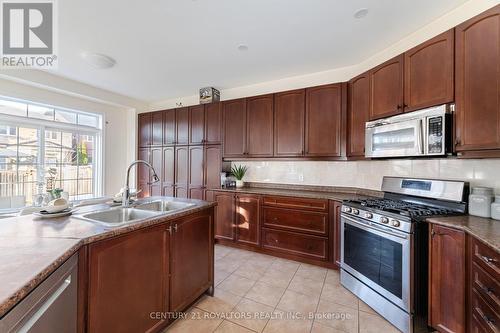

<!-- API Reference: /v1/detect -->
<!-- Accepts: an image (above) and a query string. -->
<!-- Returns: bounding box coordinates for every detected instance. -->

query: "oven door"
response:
[365,118,424,158]
[341,214,412,312]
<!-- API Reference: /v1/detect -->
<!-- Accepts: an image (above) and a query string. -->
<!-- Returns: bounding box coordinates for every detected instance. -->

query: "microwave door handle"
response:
[416,119,424,155]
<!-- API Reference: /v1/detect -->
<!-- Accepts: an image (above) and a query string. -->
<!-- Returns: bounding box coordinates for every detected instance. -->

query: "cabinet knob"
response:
[396,105,402,110]
[482,255,497,264]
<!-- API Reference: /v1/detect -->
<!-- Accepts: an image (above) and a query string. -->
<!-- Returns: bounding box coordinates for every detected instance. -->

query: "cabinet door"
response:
[247,95,274,157]
[174,185,188,198]
[175,107,189,145]
[205,102,222,144]
[428,224,466,333]
[170,210,213,312]
[189,187,205,200]
[88,225,169,333]
[189,105,205,144]
[348,72,370,157]
[163,185,174,197]
[274,89,305,156]
[138,113,151,147]
[305,84,343,157]
[151,111,163,146]
[150,147,162,196]
[369,55,404,120]
[137,148,150,198]
[204,145,221,190]
[223,98,247,157]
[329,201,342,268]
[162,146,175,186]
[174,146,189,185]
[235,194,260,246]
[404,29,454,112]
[455,6,500,152]
[213,192,235,240]
[188,146,204,187]
[163,109,176,145]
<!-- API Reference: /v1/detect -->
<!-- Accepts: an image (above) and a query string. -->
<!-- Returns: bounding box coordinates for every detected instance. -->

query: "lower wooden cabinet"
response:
[262,228,328,261]
[213,191,236,241]
[235,194,261,246]
[428,223,466,333]
[329,201,342,268]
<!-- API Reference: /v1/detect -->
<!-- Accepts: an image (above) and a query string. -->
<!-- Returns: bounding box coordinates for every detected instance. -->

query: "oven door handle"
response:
[341,214,409,239]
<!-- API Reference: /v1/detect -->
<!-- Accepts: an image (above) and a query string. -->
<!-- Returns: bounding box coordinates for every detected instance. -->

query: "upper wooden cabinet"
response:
[369,55,404,120]
[274,89,306,156]
[189,105,205,144]
[174,146,189,185]
[404,29,454,112]
[152,112,163,146]
[205,102,222,144]
[223,98,247,157]
[188,146,204,187]
[204,145,222,190]
[138,113,152,147]
[163,109,176,145]
[428,224,466,333]
[455,5,500,155]
[305,84,344,157]
[347,72,370,157]
[247,94,274,157]
[175,107,189,145]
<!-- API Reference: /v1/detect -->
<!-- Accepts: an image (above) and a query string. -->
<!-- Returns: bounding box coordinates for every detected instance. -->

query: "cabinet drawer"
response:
[471,289,500,333]
[472,262,500,311]
[261,228,328,260]
[263,196,328,212]
[471,237,500,281]
[263,207,327,236]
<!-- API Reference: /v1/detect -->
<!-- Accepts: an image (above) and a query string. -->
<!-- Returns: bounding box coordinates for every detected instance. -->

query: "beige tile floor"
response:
[164,245,401,333]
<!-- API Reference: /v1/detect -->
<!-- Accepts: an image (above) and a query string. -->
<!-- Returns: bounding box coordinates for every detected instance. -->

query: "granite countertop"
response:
[0,197,216,318]
[426,215,500,253]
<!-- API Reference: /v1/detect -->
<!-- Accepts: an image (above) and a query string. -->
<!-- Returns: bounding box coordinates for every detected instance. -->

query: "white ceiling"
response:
[52,0,468,102]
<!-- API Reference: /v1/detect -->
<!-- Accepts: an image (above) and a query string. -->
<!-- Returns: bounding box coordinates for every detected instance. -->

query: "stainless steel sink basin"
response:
[135,200,195,212]
[78,207,161,227]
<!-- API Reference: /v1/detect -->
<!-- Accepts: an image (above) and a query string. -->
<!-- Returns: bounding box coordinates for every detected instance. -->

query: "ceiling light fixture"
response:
[81,52,116,69]
[353,8,369,19]
[237,44,249,52]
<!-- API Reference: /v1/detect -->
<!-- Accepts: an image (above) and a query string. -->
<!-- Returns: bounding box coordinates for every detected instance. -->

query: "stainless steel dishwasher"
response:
[0,253,78,333]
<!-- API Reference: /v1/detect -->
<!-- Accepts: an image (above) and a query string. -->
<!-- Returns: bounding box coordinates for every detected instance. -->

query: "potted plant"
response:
[231,164,248,188]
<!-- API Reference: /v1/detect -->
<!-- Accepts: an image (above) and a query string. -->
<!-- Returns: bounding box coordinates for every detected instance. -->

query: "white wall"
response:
[149,0,498,110]
[233,159,500,194]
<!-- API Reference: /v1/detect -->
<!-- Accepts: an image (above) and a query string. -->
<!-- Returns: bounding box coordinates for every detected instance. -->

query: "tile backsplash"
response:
[232,159,500,193]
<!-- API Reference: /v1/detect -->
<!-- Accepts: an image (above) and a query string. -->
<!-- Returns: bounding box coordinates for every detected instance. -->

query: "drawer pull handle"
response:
[483,286,495,295]
[483,314,496,325]
[482,255,497,264]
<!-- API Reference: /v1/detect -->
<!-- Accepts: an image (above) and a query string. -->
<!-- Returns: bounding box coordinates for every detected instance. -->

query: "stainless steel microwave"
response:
[365,104,453,158]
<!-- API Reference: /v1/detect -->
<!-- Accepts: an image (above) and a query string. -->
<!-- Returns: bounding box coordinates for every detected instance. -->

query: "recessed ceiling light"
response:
[81,52,116,69]
[237,44,249,52]
[354,8,369,19]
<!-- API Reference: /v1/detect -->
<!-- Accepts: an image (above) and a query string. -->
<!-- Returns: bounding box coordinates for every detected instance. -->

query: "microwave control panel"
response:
[427,116,444,154]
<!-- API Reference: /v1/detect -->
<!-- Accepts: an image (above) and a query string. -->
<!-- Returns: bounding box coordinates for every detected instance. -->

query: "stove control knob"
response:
[380,217,389,224]
[364,212,373,219]
[391,220,401,227]
[352,208,359,215]
[343,207,352,213]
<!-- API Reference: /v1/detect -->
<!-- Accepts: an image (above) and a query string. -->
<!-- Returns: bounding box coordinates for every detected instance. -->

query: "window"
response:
[0,97,103,206]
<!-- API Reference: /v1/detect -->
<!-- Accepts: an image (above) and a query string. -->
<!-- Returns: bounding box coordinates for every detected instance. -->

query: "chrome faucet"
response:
[122,160,160,208]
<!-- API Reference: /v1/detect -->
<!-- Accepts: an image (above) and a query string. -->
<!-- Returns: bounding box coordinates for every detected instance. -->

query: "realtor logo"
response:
[1,0,57,68]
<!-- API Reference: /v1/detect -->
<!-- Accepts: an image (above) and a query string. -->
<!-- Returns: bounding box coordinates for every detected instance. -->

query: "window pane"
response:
[60,180,78,200]
[18,145,38,164]
[78,114,98,128]
[55,110,77,124]
[0,100,26,117]
[60,164,78,179]
[77,179,93,200]
[28,104,54,121]
[79,164,93,178]
[19,127,39,145]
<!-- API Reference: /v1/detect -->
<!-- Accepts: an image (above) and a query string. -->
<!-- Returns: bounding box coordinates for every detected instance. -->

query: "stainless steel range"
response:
[340,176,469,333]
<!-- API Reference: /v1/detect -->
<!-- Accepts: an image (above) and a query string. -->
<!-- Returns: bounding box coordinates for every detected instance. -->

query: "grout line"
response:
[310,268,328,333]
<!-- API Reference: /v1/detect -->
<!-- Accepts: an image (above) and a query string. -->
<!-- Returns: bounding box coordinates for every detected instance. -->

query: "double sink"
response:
[76,199,196,227]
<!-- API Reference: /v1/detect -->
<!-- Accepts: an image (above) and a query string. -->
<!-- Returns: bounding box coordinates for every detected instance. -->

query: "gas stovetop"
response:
[344,198,456,218]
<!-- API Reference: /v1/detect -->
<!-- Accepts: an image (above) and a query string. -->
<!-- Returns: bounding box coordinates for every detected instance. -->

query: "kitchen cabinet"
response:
[138,113,152,147]
[88,224,169,333]
[262,228,328,261]
[428,223,466,333]
[223,98,247,157]
[213,191,235,241]
[455,5,500,156]
[188,146,204,188]
[246,94,274,157]
[175,185,188,198]
[204,145,222,190]
[347,72,370,157]
[369,55,404,120]
[174,146,189,185]
[170,211,214,312]
[404,29,454,112]
[163,109,176,145]
[175,107,189,145]
[235,194,260,246]
[150,147,162,196]
[152,112,163,146]
[162,146,175,194]
[274,89,306,156]
[189,187,205,200]
[189,105,205,144]
[305,84,344,157]
[329,201,342,268]
[137,148,150,198]
[205,102,222,144]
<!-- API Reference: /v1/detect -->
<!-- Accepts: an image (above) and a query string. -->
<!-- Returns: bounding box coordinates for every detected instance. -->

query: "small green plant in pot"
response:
[231,164,248,188]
